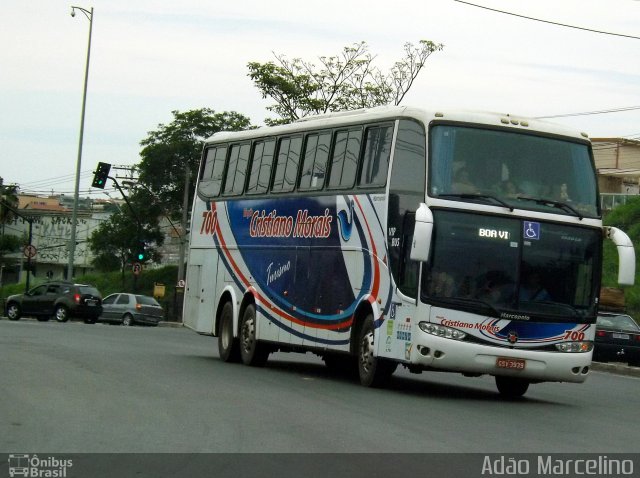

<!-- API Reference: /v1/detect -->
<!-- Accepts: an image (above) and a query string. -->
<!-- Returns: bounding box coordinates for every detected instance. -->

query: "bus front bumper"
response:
[410,332,592,383]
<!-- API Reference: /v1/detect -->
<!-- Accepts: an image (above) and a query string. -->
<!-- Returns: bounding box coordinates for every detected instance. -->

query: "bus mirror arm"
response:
[605,227,636,286]
[410,203,434,263]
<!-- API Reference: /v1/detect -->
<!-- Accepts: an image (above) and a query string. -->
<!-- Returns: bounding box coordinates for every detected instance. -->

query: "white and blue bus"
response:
[184,105,635,397]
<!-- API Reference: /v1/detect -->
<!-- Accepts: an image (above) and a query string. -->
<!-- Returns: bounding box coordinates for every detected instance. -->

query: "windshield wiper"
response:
[516,196,583,220]
[519,300,580,318]
[431,296,501,317]
[438,193,514,212]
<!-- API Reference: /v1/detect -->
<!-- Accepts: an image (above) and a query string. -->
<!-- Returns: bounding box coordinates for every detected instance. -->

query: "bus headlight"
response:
[555,342,593,353]
[418,322,466,341]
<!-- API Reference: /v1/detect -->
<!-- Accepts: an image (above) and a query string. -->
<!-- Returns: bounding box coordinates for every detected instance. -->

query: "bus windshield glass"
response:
[422,210,601,321]
[429,125,599,218]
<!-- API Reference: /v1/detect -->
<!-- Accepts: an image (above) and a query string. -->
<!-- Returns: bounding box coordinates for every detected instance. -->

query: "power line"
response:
[535,106,640,119]
[452,0,640,40]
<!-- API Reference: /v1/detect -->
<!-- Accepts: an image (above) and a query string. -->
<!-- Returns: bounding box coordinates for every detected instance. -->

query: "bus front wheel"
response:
[495,376,529,398]
[240,304,269,367]
[357,315,396,387]
[218,302,240,363]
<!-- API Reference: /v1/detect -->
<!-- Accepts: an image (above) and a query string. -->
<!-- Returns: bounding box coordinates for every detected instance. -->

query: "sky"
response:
[1,0,639,199]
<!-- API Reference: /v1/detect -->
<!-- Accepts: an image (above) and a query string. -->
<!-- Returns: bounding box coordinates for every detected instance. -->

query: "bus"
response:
[183,105,635,397]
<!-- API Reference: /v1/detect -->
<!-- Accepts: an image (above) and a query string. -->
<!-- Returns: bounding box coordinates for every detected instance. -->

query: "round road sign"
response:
[23,245,37,258]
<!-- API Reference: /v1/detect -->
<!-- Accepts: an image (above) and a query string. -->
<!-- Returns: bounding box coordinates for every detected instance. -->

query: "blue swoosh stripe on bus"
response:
[256,304,351,345]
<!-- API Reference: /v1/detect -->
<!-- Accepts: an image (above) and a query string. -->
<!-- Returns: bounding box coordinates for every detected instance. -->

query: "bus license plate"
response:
[496,357,526,370]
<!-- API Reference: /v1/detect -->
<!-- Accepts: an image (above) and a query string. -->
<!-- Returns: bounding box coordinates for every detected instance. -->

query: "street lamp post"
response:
[67,5,94,281]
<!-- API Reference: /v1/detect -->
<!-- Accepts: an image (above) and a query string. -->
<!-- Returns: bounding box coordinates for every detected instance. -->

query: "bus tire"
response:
[240,303,269,367]
[495,376,529,398]
[357,315,396,387]
[218,302,240,363]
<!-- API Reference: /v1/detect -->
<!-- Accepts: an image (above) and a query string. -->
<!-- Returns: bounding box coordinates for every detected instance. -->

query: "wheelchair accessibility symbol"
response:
[523,221,540,240]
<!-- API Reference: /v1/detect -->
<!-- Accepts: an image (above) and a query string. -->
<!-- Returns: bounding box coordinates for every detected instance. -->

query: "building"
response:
[1,193,183,286]
[1,194,107,284]
[592,138,640,211]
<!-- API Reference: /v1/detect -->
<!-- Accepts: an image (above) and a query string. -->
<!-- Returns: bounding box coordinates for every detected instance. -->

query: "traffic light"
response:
[136,241,147,262]
[92,162,111,189]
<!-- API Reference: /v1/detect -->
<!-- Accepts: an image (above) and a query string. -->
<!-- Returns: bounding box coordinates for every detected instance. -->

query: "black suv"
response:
[5,281,103,323]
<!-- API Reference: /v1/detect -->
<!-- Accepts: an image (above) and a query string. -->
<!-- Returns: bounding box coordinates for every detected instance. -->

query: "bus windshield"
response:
[421,210,601,322]
[429,125,599,218]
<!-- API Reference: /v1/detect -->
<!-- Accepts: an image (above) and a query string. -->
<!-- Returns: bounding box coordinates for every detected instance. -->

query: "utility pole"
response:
[177,165,190,283]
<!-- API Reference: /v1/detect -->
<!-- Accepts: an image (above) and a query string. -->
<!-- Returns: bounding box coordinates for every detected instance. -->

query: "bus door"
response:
[292,245,310,347]
[184,248,219,334]
[385,211,421,361]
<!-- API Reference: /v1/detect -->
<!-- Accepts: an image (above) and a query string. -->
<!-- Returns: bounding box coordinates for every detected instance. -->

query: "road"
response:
[1,319,639,454]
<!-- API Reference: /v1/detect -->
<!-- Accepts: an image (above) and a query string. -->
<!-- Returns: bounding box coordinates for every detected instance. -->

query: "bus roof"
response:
[204,105,590,145]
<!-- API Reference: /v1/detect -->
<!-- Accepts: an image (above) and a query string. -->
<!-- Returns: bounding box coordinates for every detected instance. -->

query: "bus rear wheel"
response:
[240,304,269,367]
[218,302,240,363]
[495,376,529,398]
[357,315,396,387]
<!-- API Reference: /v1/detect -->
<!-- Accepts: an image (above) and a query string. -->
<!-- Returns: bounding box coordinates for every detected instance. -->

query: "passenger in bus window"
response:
[517,179,539,197]
[452,167,476,194]
[548,182,572,202]
[519,269,551,301]
[493,180,518,198]
[427,269,455,297]
[475,271,513,303]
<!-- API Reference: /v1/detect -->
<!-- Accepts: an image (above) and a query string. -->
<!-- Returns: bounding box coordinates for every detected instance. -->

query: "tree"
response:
[88,191,164,286]
[0,182,19,225]
[137,108,253,219]
[248,40,444,125]
[0,182,21,263]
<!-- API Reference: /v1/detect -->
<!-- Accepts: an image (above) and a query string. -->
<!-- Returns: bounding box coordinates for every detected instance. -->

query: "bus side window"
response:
[359,124,393,187]
[272,136,302,193]
[398,214,419,298]
[299,132,331,191]
[387,120,426,299]
[198,146,228,198]
[328,128,362,189]
[223,143,251,196]
[246,139,276,195]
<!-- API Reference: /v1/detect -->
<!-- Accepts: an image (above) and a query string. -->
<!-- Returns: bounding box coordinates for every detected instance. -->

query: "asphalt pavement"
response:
[2,315,640,378]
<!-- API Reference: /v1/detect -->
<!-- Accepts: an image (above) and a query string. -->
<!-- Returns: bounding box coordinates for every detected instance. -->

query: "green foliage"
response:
[0,234,22,256]
[1,266,182,321]
[603,197,640,317]
[248,40,444,125]
[0,183,19,224]
[138,108,253,219]
[88,192,164,274]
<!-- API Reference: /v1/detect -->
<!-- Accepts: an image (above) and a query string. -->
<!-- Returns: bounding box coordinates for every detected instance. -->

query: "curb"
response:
[158,321,184,328]
[591,361,640,378]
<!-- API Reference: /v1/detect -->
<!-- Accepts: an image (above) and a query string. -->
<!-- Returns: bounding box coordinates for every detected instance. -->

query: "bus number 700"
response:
[563,330,585,341]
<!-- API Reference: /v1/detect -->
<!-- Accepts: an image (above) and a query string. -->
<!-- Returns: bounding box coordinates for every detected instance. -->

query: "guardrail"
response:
[600,193,638,211]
